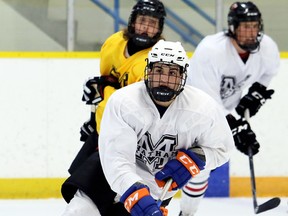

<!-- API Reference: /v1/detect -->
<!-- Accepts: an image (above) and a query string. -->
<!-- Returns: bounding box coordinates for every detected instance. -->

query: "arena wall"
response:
[0,52,287,198]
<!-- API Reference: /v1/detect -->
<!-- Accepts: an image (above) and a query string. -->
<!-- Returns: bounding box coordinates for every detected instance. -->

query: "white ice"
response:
[0,197,287,216]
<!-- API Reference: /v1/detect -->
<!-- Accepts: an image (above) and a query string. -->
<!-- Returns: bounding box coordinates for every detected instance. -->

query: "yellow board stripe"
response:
[0,177,287,199]
[230,177,288,197]
[0,178,65,199]
[0,52,287,59]
[280,52,288,58]
[175,176,288,198]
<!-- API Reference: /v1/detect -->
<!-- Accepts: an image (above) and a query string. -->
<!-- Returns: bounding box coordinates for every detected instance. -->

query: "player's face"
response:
[235,21,260,47]
[134,15,160,38]
[149,62,182,91]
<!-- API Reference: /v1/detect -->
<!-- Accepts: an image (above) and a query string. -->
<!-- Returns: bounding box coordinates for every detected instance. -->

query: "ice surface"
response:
[0,197,287,216]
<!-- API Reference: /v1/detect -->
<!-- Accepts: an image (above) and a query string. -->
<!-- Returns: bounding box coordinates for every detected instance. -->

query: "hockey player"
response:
[179,2,280,215]
[61,40,234,216]
[61,0,166,215]
[66,0,166,174]
[79,0,166,140]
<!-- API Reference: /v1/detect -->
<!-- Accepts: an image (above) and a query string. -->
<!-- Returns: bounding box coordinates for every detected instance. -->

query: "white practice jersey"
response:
[99,81,234,201]
[186,32,280,115]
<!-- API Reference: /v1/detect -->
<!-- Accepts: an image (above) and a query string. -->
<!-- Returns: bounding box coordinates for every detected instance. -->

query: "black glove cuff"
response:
[226,114,237,129]
[249,82,267,94]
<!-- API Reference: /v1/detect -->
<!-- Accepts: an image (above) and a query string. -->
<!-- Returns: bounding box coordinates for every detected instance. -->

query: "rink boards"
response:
[0,52,287,199]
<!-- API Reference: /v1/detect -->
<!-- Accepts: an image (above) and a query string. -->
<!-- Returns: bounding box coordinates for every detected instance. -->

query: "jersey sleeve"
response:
[187,44,230,114]
[199,108,235,170]
[257,35,280,87]
[96,86,116,133]
[174,87,235,170]
[98,92,143,196]
[99,31,126,76]
[96,34,149,133]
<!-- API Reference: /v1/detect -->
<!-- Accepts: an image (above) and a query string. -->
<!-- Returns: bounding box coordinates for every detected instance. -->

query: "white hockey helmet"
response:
[147,39,189,68]
[145,40,189,102]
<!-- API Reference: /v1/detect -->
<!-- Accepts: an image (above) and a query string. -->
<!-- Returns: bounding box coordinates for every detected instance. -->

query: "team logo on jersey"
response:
[220,76,236,99]
[110,65,129,87]
[220,75,251,99]
[136,131,178,173]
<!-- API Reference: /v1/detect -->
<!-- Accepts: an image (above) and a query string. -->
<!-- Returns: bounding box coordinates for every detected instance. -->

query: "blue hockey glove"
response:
[155,149,205,191]
[120,183,163,216]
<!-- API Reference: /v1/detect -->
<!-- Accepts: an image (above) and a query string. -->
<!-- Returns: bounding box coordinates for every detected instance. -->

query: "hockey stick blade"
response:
[244,110,281,214]
[255,197,281,214]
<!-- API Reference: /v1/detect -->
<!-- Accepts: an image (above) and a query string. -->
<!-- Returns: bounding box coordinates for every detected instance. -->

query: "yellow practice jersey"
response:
[96,31,151,133]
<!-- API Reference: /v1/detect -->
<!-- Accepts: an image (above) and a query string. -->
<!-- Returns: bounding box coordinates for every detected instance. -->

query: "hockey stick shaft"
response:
[89,104,96,124]
[244,110,259,209]
[91,83,97,113]
[248,142,259,210]
[91,104,96,113]
[157,178,173,207]
[244,109,281,214]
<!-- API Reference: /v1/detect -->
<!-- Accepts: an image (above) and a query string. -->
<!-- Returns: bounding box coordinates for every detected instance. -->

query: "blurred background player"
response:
[61,0,166,215]
[67,0,166,174]
[61,39,234,216]
[179,2,280,216]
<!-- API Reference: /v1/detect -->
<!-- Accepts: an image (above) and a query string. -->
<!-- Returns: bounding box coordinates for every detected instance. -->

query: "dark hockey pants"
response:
[61,132,171,215]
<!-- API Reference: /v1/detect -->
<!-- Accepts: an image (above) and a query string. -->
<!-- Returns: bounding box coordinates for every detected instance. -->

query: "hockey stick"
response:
[91,104,96,114]
[156,178,173,207]
[90,83,97,113]
[244,109,281,214]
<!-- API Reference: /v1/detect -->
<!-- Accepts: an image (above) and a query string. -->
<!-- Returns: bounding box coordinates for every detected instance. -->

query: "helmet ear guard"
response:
[145,40,189,102]
[227,1,263,52]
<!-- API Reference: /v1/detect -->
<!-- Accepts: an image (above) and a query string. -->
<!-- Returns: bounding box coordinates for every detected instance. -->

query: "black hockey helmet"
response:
[127,0,166,47]
[227,1,263,52]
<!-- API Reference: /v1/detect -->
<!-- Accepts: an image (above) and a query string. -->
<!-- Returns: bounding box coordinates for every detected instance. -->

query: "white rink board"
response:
[0,58,100,178]
[0,58,287,178]
[229,59,288,177]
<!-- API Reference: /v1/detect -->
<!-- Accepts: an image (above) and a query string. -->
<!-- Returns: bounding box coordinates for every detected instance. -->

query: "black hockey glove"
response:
[226,114,260,156]
[80,112,96,142]
[82,75,120,105]
[236,82,274,118]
